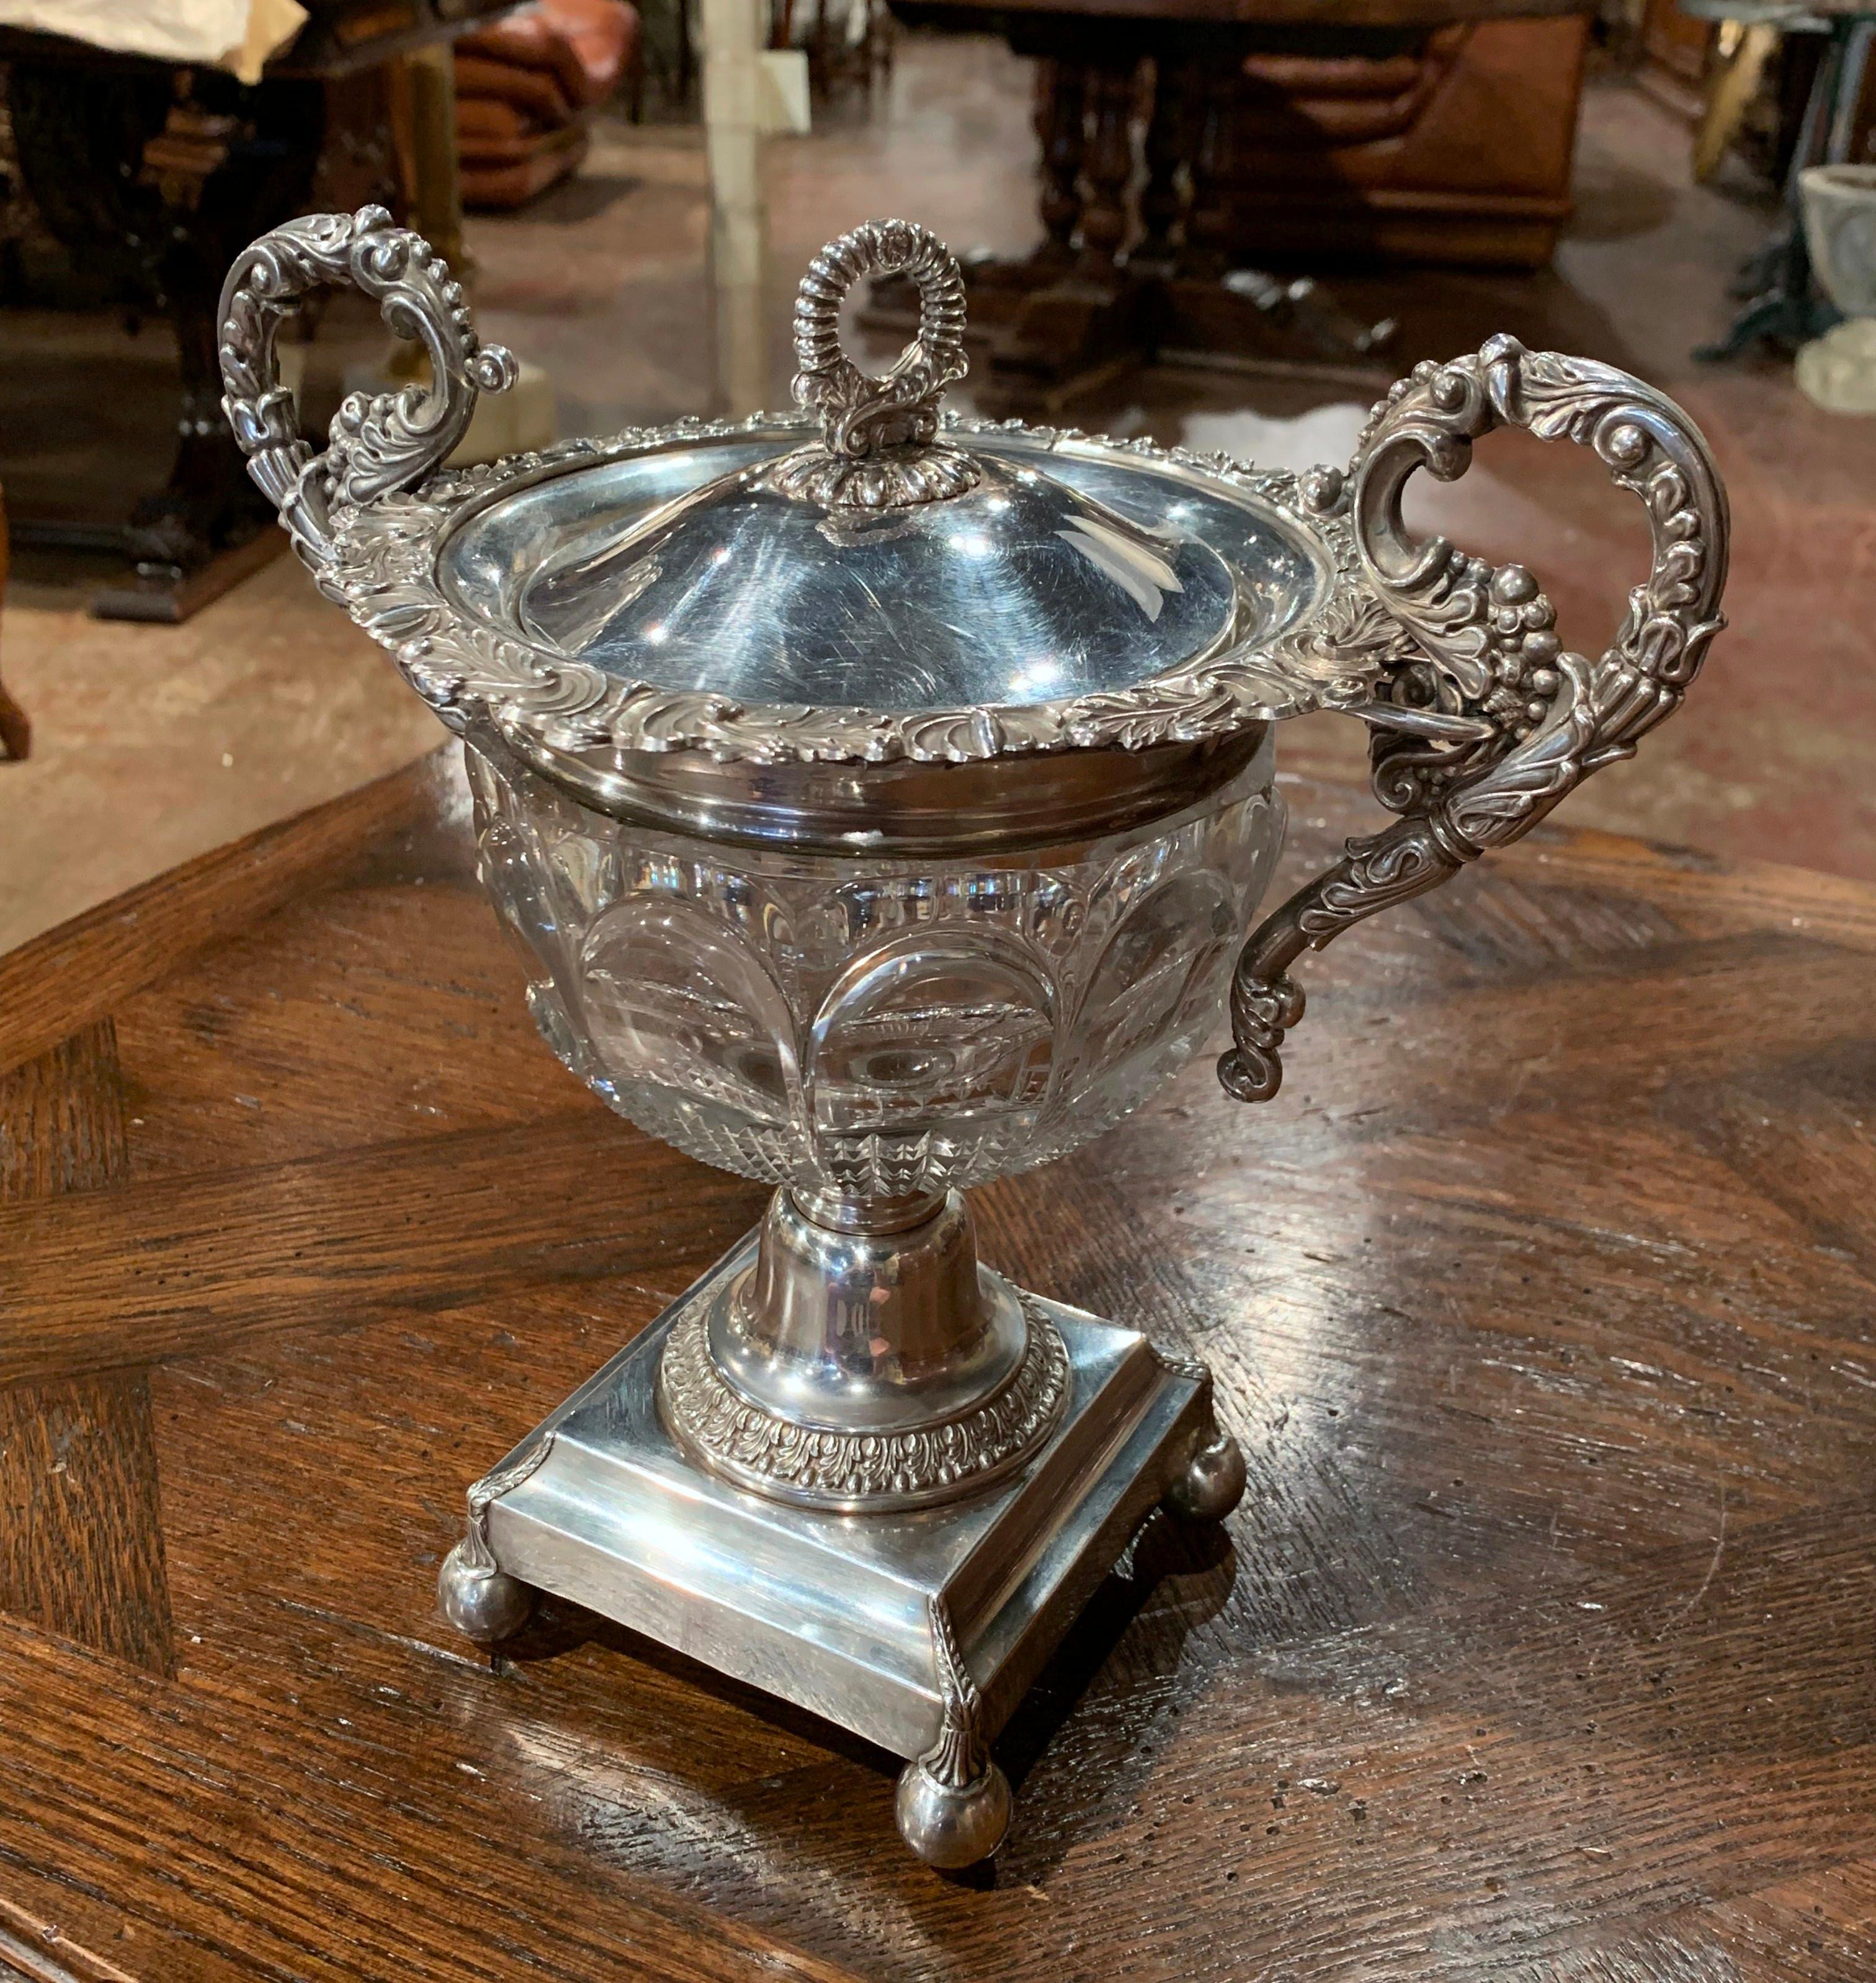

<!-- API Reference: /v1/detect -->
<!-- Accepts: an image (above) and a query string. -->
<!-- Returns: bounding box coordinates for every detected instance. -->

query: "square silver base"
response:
[442,1229,1235,1862]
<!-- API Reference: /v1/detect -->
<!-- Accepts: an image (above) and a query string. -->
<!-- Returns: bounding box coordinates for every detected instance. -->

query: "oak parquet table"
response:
[2,744,1874,1980]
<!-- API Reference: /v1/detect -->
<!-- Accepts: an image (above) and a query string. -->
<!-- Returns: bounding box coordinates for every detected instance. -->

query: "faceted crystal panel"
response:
[583,899,800,1130]
[467,738,1284,1197]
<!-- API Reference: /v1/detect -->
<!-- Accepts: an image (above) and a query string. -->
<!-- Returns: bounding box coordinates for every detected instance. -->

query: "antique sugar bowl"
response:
[220,212,1728,1868]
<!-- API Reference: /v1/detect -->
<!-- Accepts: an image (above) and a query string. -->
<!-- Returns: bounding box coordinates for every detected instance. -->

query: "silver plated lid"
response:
[488,224,1246,710]
[303,218,1413,780]
[511,447,1241,712]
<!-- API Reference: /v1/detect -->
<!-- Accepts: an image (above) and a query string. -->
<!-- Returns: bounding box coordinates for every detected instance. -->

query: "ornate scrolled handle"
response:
[218,205,517,568]
[767,218,976,510]
[1219,333,1730,1103]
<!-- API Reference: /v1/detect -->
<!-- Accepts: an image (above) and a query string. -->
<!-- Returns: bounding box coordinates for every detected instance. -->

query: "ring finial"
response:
[771,218,978,510]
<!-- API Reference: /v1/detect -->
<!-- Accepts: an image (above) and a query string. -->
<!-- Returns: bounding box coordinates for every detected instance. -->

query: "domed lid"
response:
[326,220,1406,794]
[512,442,1241,712]
[486,222,1244,712]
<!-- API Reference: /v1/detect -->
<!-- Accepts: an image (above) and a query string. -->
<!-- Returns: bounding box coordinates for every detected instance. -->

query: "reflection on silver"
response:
[510,450,1239,710]
[220,212,1727,1869]
[1055,513,1186,622]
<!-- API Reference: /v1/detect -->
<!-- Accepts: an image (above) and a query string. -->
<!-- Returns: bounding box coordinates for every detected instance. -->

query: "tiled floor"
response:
[1,35,1869,955]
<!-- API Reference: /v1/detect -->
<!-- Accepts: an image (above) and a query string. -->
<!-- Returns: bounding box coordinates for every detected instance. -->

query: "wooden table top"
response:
[2,746,1874,1981]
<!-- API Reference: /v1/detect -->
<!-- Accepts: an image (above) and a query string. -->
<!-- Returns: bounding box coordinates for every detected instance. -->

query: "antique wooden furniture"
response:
[0,0,511,622]
[1643,0,1721,99]
[772,0,896,101]
[880,0,1591,401]
[455,0,641,210]
[0,484,25,761]
[2,744,1874,1967]
[1225,11,1591,266]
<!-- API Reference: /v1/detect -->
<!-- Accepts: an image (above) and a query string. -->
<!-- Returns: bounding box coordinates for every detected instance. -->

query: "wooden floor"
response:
[1,746,1873,1981]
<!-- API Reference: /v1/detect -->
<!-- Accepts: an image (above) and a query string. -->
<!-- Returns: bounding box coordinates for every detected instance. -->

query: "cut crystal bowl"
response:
[220,209,1730,1870]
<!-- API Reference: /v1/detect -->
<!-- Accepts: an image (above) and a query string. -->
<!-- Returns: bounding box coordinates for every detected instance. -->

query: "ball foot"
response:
[438,1538,534,1644]
[895,1756,1012,1869]
[1164,1427,1246,1523]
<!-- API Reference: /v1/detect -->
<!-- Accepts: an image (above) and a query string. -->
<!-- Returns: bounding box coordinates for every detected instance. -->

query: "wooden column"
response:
[1136,56,1191,271]
[391,42,466,272]
[1034,58,1088,267]
[1182,52,1241,278]
[1076,51,1138,277]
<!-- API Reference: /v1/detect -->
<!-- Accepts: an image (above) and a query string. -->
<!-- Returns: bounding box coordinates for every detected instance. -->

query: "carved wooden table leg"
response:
[865,29,1160,407]
[869,15,1395,403]
[861,53,1086,344]
[1179,41,1238,282]
[1,56,351,621]
[1035,55,1087,273]
[1155,29,1397,375]
[0,487,27,763]
[1133,53,1189,276]
[980,37,1158,405]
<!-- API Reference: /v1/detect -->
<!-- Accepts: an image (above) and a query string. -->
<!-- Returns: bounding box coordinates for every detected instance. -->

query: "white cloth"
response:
[0,0,308,83]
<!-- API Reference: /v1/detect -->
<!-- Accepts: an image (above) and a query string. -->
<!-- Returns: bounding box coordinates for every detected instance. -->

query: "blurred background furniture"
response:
[0,0,511,622]
[456,0,642,210]
[1685,0,1876,356]
[632,0,697,109]
[882,0,1592,402]
[770,0,896,100]
[1225,11,1591,265]
[0,483,24,762]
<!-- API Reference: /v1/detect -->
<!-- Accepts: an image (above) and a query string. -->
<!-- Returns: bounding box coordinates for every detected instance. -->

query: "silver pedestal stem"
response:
[656,1186,1073,1513]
